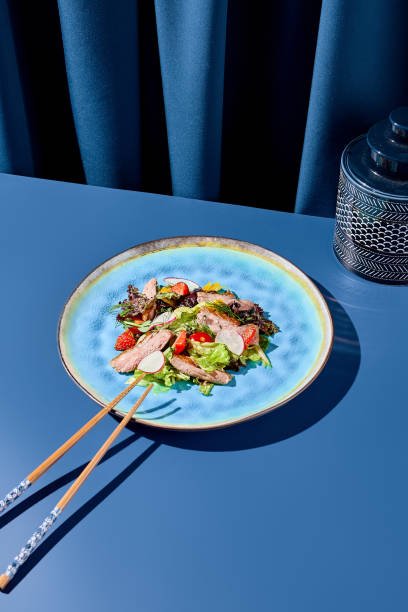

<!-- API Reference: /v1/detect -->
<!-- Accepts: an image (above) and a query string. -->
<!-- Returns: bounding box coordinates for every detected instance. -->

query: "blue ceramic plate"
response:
[58,237,333,430]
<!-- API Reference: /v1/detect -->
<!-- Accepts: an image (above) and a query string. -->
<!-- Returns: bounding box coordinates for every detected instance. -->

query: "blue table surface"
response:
[0,173,407,611]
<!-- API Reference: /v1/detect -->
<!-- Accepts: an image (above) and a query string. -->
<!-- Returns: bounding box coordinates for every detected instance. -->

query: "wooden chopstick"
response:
[0,374,145,517]
[0,383,153,590]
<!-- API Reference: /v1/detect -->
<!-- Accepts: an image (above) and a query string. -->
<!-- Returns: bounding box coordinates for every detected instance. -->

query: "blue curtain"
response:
[0,0,407,217]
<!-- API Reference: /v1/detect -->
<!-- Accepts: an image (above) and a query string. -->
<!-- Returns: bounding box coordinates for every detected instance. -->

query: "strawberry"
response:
[115,330,137,351]
[173,330,187,354]
[240,326,256,348]
[170,282,189,296]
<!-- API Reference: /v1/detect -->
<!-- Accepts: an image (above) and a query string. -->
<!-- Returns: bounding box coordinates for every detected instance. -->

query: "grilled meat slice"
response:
[111,329,173,373]
[142,303,156,321]
[142,277,157,299]
[197,292,254,311]
[236,324,259,346]
[196,307,239,334]
[170,355,232,385]
[141,277,157,321]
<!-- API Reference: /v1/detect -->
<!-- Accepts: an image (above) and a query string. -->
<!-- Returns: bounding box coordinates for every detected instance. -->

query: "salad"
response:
[110,276,279,395]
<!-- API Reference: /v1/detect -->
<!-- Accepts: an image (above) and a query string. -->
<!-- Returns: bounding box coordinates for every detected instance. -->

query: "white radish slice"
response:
[149,311,177,328]
[215,329,245,356]
[163,277,201,292]
[138,350,165,374]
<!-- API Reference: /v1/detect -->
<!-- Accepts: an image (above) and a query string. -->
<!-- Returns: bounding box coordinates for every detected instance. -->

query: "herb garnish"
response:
[206,300,245,323]
[124,319,152,333]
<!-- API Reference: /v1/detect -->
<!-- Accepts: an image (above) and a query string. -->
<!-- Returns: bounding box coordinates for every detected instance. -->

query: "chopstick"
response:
[0,374,146,517]
[0,383,153,590]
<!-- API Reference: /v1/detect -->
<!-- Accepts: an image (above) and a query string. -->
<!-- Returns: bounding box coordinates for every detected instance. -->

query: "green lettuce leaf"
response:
[259,334,269,351]
[242,346,261,363]
[192,379,214,396]
[156,291,180,300]
[133,363,190,394]
[188,340,231,372]
[242,344,271,367]
[167,304,202,334]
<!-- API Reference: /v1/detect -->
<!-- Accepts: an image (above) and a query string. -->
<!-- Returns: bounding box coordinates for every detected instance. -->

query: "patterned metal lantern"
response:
[334,107,408,284]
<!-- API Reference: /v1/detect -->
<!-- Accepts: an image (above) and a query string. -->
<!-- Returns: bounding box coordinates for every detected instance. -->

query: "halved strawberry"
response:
[115,330,137,351]
[170,282,189,296]
[239,326,257,348]
[173,330,187,354]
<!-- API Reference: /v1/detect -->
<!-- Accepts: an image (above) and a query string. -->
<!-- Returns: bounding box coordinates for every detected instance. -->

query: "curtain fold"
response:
[154,0,228,200]
[295,0,408,217]
[0,0,407,216]
[57,0,142,189]
[0,1,33,176]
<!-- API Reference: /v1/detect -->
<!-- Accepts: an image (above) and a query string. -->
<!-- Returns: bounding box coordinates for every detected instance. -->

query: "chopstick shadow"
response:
[128,281,361,451]
[0,433,140,531]
[3,441,160,593]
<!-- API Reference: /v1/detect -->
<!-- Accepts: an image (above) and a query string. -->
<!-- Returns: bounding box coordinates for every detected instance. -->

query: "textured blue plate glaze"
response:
[58,237,333,430]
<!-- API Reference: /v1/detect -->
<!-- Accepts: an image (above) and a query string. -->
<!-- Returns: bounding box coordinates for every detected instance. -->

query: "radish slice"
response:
[149,311,177,328]
[163,277,201,292]
[138,350,165,373]
[215,329,245,356]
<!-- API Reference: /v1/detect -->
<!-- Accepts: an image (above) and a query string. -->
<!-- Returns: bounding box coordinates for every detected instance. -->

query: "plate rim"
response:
[57,235,334,431]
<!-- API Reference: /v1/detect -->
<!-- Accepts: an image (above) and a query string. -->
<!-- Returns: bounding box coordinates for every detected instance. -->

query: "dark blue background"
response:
[1,0,407,216]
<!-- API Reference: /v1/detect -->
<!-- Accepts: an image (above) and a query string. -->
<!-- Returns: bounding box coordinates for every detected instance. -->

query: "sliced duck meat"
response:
[142,303,156,321]
[196,307,239,334]
[141,278,157,320]
[236,324,259,346]
[197,292,254,311]
[111,329,173,373]
[170,355,233,385]
[142,277,157,300]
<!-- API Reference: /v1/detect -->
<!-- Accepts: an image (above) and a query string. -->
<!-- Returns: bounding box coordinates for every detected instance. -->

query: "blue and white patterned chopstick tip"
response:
[3,506,61,581]
[0,479,31,514]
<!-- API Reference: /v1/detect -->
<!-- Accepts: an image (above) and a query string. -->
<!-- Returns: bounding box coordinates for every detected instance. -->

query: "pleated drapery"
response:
[1,0,407,217]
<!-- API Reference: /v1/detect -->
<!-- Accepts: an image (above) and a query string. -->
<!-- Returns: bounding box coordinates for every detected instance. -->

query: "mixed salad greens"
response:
[110,277,279,395]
